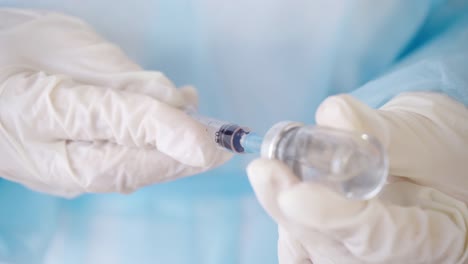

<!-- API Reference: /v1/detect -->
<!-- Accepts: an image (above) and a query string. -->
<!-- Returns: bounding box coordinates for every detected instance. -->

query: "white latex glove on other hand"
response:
[248,92,468,264]
[0,9,231,197]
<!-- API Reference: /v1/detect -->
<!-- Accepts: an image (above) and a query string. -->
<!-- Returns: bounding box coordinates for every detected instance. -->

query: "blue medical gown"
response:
[1,1,468,263]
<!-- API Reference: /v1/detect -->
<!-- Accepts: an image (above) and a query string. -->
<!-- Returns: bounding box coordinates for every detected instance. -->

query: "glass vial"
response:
[261,122,388,200]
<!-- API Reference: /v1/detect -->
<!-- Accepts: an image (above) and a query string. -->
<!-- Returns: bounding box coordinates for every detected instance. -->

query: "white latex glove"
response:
[248,92,468,263]
[0,9,231,197]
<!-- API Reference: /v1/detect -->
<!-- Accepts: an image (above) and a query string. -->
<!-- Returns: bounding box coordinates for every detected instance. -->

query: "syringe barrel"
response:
[261,121,388,200]
[189,112,228,141]
[188,111,257,153]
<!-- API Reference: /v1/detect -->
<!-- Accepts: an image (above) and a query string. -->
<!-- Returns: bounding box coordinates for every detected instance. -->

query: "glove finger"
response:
[64,141,218,194]
[70,70,196,108]
[178,85,199,109]
[1,9,191,107]
[315,92,468,199]
[315,94,391,147]
[247,160,358,263]
[11,139,230,197]
[278,181,468,263]
[247,158,302,228]
[0,69,230,167]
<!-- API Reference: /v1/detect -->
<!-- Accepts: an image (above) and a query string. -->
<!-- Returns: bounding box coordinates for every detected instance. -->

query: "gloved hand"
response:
[248,92,468,263]
[0,9,230,197]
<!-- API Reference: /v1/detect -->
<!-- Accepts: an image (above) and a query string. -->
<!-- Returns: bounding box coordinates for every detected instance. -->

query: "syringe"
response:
[188,111,388,200]
[188,111,263,154]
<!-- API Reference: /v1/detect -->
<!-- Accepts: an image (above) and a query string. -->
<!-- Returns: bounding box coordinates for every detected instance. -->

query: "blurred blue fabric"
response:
[0,1,467,263]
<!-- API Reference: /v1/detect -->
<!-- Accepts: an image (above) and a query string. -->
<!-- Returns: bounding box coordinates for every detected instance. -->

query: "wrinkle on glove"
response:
[248,92,468,264]
[0,9,231,197]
